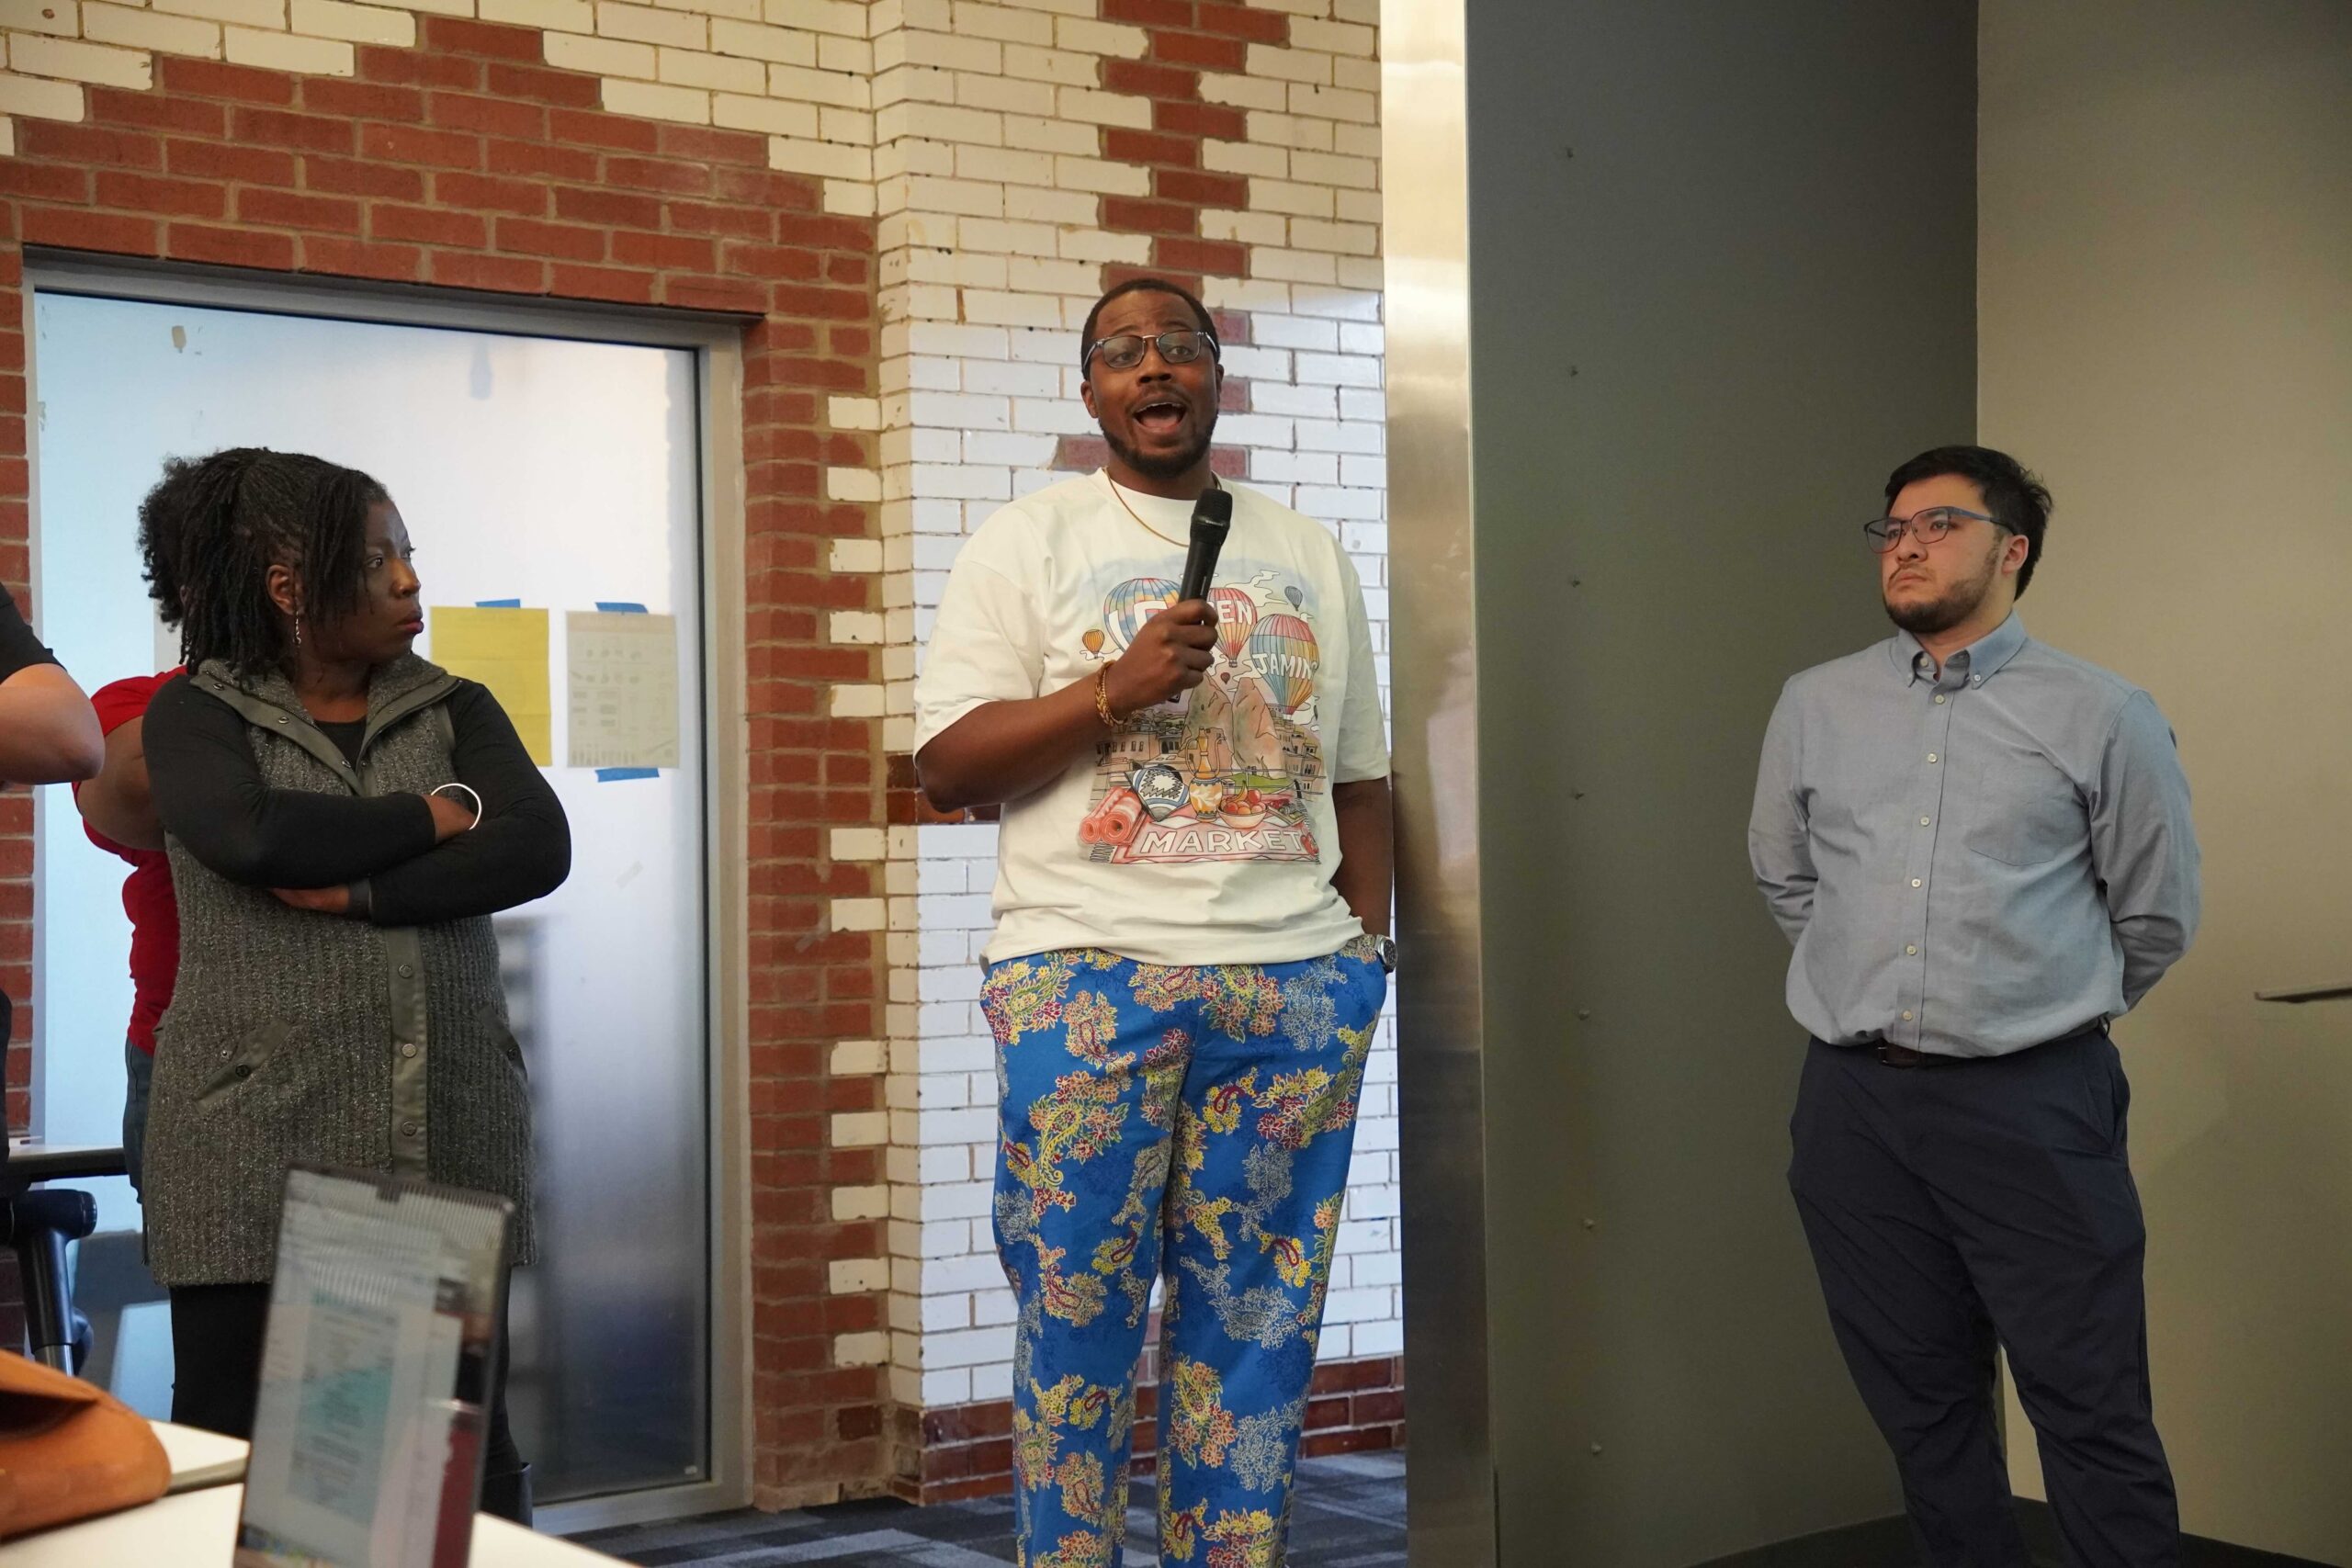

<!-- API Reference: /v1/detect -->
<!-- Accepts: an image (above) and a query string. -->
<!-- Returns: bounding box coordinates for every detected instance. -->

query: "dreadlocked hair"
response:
[137,447,389,676]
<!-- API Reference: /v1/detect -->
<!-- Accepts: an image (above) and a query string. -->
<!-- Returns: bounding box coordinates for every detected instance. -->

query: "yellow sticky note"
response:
[427,606,552,766]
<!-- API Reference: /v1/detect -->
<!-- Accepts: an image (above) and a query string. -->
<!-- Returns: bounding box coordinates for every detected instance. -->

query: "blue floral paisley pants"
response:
[982,940,1389,1568]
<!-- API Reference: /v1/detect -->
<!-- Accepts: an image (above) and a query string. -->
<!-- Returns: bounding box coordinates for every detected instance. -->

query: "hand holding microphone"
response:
[1107,602,1217,715]
[1103,488,1233,718]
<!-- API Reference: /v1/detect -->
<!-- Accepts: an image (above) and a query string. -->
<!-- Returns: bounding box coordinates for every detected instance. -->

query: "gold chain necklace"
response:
[1103,471,1192,549]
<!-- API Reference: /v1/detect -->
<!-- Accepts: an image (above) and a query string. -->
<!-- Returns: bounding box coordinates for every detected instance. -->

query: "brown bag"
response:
[0,1350,170,1540]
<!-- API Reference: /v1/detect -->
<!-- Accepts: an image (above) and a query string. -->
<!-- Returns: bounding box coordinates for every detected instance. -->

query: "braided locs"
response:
[136,447,389,675]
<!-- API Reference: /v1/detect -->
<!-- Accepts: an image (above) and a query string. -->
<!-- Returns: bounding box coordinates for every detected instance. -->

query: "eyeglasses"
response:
[1084,328,1219,374]
[1862,506,1998,553]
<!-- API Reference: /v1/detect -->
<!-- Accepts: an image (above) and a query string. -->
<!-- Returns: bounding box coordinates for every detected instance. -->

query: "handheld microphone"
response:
[1177,488,1234,607]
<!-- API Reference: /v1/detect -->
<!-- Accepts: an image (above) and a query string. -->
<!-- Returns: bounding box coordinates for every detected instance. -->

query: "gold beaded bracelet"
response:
[1094,664,1124,729]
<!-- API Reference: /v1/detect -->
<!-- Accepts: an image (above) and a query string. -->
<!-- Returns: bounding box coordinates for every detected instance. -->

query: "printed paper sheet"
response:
[566,610,681,770]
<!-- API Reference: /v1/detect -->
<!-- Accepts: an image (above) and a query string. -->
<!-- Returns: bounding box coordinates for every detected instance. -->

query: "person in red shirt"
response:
[72,668,183,1194]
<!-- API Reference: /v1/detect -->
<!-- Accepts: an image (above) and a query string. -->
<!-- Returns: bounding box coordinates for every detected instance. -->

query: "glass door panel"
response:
[33,292,712,1502]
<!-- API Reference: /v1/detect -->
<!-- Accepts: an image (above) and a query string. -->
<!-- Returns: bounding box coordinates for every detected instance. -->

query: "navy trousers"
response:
[1788,1030,2178,1568]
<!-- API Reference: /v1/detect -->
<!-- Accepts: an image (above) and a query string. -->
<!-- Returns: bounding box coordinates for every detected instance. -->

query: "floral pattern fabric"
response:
[986,941,1388,1567]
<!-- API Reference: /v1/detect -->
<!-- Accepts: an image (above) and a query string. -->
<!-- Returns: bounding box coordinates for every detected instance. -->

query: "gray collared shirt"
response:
[1749,613,2199,1057]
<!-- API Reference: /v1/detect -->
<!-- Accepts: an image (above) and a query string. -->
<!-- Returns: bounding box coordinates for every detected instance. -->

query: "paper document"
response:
[566,611,681,770]
[426,606,552,766]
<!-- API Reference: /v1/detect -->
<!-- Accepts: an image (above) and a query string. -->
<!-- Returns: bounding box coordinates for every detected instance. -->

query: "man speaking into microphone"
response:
[916,277,1393,1566]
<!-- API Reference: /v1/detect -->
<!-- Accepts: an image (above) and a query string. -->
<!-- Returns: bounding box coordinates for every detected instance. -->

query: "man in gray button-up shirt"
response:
[1751,446,2199,1568]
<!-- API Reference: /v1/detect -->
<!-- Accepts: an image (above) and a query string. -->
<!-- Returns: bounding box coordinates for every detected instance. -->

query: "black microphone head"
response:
[1178,488,1234,604]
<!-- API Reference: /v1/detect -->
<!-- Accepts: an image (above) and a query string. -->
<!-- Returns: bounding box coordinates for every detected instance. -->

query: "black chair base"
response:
[3,1186,100,1371]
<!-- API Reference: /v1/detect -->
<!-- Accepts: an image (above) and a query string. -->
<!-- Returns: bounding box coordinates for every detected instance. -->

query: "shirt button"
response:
[1919,817,1931,827]
[1901,1010,1914,1021]
[397,963,414,977]
[1927,752,1939,763]
[399,1042,419,1059]
[1905,944,1918,955]
[1934,694,1946,705]
[1911,878,1923,888]
[401,1122,421,1137]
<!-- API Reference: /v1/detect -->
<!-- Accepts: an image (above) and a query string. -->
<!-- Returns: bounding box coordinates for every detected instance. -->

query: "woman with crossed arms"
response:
[137,447,567,1524]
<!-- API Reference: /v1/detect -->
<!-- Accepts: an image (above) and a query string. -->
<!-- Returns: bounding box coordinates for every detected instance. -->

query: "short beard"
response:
[1103,408,1217,481]
[1884,539,2000,636]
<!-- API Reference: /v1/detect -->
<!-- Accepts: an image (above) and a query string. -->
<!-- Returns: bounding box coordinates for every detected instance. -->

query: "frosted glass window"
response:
[33,292,713,1504]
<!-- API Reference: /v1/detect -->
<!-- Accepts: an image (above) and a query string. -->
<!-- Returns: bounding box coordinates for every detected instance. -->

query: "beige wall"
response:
[1980,2,2352,1556]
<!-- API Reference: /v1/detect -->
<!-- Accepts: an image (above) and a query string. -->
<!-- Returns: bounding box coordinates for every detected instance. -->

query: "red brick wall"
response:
[1043,0,1288,494]
[1099,0,1286,288]
[1,803,28,1130]
[0,17,888,1507]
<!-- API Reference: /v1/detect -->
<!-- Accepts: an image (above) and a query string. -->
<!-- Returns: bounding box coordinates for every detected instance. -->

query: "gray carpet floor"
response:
[574,1451,1408,1567]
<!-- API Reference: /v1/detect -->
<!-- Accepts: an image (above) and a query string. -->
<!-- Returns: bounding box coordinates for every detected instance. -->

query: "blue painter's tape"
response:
[595,767,660,782]
[475,598,523,608]
[595,601,648,614]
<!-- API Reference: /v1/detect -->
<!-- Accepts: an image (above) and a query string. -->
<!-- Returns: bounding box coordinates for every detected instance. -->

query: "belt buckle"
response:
[1874,1043,1922,1069]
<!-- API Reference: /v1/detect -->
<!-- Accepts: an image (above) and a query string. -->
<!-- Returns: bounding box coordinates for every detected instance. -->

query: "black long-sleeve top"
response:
[0,583,58,683]
[0,583,57,1054]
[145,675,570,927]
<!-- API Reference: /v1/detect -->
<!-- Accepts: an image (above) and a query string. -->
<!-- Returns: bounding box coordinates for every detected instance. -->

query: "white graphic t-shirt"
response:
[914,471,1389,967]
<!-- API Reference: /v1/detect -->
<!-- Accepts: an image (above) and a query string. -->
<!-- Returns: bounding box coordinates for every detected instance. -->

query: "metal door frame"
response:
[20,252,755,1530]
[1380,3,1498,1563]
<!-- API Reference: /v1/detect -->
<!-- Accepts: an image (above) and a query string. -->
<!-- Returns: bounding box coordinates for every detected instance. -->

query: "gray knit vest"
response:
[143,654,535,1286]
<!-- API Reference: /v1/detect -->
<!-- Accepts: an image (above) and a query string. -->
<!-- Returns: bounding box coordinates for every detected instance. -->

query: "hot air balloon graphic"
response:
[1207,586,1258,662]
[1246,614,1319,716]
[1103,577,1178,652]
[1081,628,1105,658]
[1283,585,1304,609]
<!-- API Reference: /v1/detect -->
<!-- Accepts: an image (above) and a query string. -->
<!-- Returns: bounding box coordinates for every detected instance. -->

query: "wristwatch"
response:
[1373,936,1397,975]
